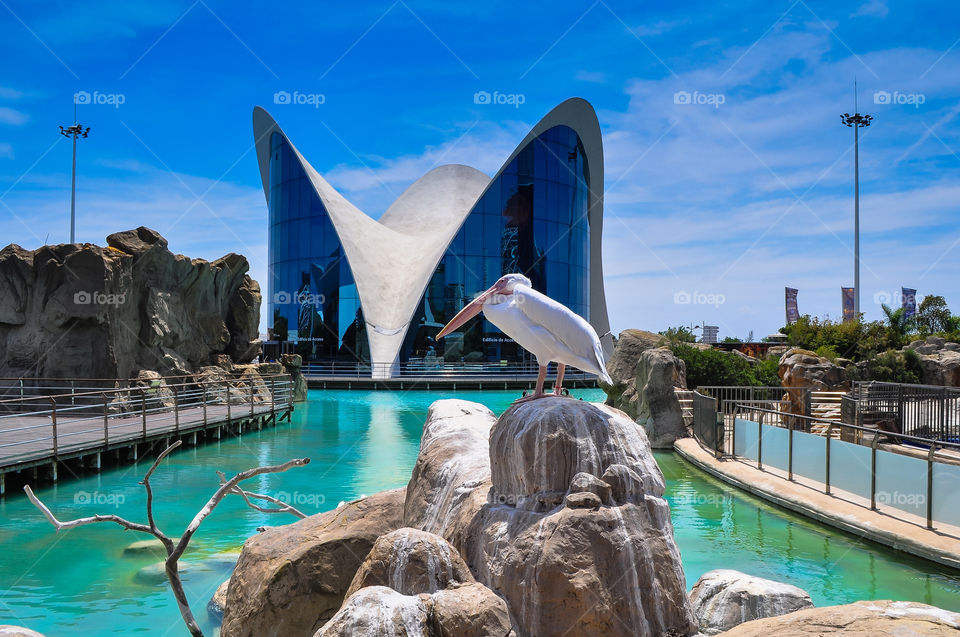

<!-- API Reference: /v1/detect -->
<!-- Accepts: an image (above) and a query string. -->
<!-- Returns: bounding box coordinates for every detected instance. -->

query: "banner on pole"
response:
[841,287,856,322]
[785,287,799,325]
[902,287,917,319]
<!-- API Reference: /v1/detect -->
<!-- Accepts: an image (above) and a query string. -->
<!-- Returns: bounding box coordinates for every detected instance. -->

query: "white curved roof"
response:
[253,99,611,376]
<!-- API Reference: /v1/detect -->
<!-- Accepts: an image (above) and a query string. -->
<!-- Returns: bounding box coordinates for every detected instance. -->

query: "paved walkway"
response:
[674,437,960,570]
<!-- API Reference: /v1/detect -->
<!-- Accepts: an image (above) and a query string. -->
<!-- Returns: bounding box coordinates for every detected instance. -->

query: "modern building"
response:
[253,98,611,377]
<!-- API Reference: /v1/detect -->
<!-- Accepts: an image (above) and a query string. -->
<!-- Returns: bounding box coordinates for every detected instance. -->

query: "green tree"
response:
[916,295,951,335]
[880,303,915,348]
[659,326,697,345]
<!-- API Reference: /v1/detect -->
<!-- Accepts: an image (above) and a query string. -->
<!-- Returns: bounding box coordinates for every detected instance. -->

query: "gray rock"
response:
[564,491,602,509]
[601,463,647,504]
[632,347,689,448]
[207,578,230,620]
[0,627,48,637]
[567,472,612,502]
[689,569,814,635]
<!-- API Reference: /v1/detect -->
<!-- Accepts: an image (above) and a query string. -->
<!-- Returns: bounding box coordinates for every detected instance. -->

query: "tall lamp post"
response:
[840,105,872,319]
[59,123,90,244]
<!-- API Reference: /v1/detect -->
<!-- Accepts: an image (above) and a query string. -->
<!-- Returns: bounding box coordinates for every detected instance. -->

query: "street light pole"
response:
[58,123,90,244]
[841,93,872,319]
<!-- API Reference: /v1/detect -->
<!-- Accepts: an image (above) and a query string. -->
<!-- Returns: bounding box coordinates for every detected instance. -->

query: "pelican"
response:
[436,273,612,401]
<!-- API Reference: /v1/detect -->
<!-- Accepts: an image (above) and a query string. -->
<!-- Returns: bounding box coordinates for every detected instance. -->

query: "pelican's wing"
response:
[512,284,611,381]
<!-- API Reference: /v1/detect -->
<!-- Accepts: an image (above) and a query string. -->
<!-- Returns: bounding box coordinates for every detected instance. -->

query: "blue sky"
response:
[1,0,958,340]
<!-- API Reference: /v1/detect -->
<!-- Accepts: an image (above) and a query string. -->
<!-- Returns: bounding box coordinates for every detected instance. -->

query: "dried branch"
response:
[24,442,311,637]
[217,470,307,519]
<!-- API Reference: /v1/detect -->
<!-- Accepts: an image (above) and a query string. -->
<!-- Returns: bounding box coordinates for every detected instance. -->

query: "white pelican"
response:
[436,273,612,401]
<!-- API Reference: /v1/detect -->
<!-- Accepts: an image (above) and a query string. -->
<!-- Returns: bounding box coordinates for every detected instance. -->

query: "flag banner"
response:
[902,287,917,318]
[785,287,799,325]
[841,287,856,322]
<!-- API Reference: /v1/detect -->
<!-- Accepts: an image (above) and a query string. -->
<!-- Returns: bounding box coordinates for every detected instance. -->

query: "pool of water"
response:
[0,388,957,635]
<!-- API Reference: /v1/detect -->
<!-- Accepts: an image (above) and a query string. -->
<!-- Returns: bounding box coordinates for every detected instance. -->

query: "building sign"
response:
[785,287,799,325]
[841,287,855,323]
[902,287,917,318]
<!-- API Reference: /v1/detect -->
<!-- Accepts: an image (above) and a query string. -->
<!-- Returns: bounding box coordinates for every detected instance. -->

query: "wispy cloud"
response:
[0,107,28,126]
[850,0,889,19]
[0,143,13,159]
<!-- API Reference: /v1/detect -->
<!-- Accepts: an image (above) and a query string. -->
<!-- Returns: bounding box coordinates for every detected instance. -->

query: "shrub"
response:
[848,349,924,384]
[672,344,780,388]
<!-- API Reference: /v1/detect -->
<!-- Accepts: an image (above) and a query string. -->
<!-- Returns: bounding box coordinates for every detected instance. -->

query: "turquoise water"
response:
[0,388,957,635]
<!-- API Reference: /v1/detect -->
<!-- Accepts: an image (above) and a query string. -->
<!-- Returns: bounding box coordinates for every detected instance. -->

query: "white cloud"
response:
[575,70,607,83]
[850,0,889,18]
[0,107,28,126]
[0,143,13,159]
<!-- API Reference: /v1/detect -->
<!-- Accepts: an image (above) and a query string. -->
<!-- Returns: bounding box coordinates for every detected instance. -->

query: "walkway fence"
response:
[0,374,294,483]
[843,381,960,443]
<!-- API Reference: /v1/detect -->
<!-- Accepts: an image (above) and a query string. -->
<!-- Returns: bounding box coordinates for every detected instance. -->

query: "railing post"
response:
[102,392,109,451]
[140,388,147,441]
[927,444,936,529]
[757,411,764,470]
[226,380,231,424]
[172,385,179,435]
[49,397,58,457]
[202,382,208,426]
[787,416,794,481]
[249,378,255,417]
[870,434,879,510]
[270,377,276,417]
[70,380,75,407]
[825,423,834,495]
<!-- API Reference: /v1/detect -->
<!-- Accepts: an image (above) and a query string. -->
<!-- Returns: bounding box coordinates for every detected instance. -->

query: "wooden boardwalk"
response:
[0,377,295,494]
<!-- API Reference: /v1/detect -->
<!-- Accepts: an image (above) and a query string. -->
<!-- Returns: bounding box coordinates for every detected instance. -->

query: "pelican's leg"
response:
[515,365,548,403]
[553,363,566,396]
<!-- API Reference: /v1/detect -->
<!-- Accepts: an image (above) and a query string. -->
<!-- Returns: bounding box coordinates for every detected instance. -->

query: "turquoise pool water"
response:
[0,388,957,635]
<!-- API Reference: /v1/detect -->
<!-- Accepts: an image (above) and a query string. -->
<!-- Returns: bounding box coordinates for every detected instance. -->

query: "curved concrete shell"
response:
[254,98,611,377]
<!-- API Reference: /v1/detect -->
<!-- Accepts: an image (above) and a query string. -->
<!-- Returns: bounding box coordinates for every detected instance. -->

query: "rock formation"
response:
[0,227,261,381]
[605,333,689,448]
[221,487,407,637]
[463,399,697,637]
[778,348,848,392]
[0,628,47,637]
[904,336,960,386]
[715,599,960,636]
[689,569,814,635]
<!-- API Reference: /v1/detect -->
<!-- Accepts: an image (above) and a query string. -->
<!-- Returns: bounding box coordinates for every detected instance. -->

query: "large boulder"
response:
[904,337,960,386]
[221,487,407,637]
[603,329,666,395]
[689,569,814,635]
[0,228,261,382]
[403,400,497,544]
[315,583,512,637]
[344,528,475,598]
[778,348,849,416]
[280,353,308,402]
[716,599,960,636]
[464,398,696,637]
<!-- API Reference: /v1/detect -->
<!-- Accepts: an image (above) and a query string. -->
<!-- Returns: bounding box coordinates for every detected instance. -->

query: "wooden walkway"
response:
[0,376,295,494]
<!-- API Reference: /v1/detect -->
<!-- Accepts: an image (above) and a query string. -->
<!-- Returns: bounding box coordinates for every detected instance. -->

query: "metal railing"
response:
[300,361,601,379]
[730,403,960,530]
[845,381,960,443]
[695,385,809,416]
[690,391,721,458]
[0,374,294,468]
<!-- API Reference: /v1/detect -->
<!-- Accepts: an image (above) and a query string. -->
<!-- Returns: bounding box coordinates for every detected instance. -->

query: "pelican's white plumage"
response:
[437,273,612,401]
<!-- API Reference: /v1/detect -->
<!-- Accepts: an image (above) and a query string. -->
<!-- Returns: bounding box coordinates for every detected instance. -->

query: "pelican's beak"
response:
[436,280,508,339]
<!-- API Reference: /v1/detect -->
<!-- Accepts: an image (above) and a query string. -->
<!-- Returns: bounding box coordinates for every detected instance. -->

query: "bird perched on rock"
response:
[437,273,612,401]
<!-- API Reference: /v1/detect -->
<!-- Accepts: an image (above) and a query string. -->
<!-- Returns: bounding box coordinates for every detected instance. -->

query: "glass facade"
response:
[268,132,369,361]
[267,124,590,365]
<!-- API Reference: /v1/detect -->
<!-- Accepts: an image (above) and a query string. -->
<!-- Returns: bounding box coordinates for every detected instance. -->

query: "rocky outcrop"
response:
[207,578,231,620]
[316,583,512,637]
[689,569,814,635]
[280,353,308,401]
[716,599,960,636]
[605,342,688,448]
[0,628,47,637]
[221,487,407,637]
[904,336,960,386]
[0,227,261,381]
[402,400,497,545]
[344,528,475,598]
[604,329,666,393]
[464,398,696,637]
[778,348,849,416]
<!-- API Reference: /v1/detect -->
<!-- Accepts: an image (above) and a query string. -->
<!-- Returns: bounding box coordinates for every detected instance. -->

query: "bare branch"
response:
[24,485,155,535]
[217,470,307,518]
[142,441,181,538]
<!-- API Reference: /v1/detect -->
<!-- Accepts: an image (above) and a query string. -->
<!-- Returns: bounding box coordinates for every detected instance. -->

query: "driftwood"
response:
[24,440,310,637]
